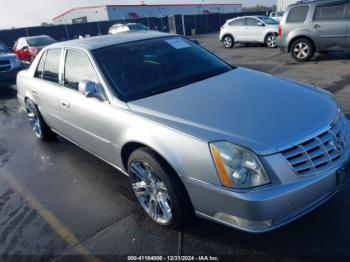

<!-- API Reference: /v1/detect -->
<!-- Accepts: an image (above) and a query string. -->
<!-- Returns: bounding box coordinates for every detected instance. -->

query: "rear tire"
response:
[290,38,315,62]
[25,99,56,141]
[265,33,277,48]
[222,35,234,48]
[128,147,192,229]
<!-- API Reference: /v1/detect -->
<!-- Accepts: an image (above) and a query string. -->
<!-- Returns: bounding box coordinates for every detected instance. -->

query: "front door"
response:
[56,49,117,164]
[313,2,348,50]
[245,17,265,42]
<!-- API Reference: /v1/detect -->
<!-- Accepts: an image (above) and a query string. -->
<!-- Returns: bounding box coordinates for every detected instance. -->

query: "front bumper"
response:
[0,66,22,86]
[184,122,350,233]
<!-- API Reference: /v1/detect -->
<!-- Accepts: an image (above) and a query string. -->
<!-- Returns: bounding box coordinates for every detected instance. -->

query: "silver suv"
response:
[278,0,350,62]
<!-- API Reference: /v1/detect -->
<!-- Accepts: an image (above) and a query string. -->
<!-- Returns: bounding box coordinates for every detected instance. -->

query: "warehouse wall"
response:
[53,6,109,24]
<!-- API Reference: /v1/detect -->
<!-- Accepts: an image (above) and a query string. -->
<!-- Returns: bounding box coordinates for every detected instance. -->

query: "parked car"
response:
[17,32,350,233]
[109,23,149,35]
[278,0,350,62]
[0,41,23,86]
[270,11,284,21]
[220,16,279,48]
[13,35,56,64]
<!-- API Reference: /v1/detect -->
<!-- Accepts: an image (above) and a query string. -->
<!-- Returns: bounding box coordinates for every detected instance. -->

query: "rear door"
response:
[31,48,64,131]
[313,1,348,50]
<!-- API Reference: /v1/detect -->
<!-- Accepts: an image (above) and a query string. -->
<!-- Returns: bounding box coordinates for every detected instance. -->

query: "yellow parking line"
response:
[0,167,100,262]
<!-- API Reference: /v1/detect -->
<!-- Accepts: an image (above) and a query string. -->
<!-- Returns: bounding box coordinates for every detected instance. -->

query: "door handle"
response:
[61,101,70,108]
[32,89,38,95]
[314,24,321,28]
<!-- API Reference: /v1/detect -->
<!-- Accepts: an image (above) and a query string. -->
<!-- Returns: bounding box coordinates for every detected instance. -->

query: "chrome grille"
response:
[281,112,349,176]
[0,60,11,72]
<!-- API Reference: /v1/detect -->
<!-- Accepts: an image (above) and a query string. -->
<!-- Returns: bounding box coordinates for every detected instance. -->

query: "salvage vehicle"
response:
[220,16,279,48]
[13,35,56,64]
[270,12,284,22]
[17,31,350,233]
[0,41,22,85]
[109,23,149,35]
[278,0,350,62]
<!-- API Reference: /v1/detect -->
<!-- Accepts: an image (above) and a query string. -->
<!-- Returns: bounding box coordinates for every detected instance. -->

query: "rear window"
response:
[314,4,346,21]
[286,6,309,23]
[27,36,56,47]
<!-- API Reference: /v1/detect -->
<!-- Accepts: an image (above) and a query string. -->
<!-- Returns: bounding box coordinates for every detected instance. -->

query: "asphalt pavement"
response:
[1,34,350,261]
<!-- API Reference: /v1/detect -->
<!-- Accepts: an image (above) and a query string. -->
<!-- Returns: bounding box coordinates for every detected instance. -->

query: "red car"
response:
[13,35,56,63]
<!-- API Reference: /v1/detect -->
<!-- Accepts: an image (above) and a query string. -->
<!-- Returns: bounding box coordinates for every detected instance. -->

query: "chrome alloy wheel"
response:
[294,43,310,59]
[130,160,172,224]
[267,35,277,48]
[25,101,42,138]
[223,36,233,48]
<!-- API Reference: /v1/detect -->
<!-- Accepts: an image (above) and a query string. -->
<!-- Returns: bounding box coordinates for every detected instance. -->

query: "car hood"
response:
[128,68,338,155]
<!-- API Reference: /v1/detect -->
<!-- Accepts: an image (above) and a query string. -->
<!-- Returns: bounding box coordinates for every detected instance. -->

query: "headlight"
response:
[210,141,270,189]
[12,56,21,68]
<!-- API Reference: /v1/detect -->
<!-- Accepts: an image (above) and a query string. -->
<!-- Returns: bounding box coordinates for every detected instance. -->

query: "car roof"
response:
[49,31,176,51]
[289,0,342,7]
[227,16,266,22]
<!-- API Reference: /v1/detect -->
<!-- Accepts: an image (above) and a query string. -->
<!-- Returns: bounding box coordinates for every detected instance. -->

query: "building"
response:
[277,0,300,12]
[53,3,243,25]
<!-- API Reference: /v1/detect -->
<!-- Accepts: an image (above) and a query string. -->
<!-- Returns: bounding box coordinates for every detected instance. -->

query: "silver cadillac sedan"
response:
[17,31,350,233]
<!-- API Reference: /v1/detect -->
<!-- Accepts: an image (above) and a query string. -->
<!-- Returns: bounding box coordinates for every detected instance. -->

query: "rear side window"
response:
[34,51,47,79]
[314,4,346,21]
[43,49,61,83]
[286,6,309,23]
[229,18,245,26]
[64,50,97,90]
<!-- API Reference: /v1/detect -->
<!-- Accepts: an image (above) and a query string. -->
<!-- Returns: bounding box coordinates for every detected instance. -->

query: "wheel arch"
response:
[121,141,195,211]
[221,33,234,42]
[288,36,316,53]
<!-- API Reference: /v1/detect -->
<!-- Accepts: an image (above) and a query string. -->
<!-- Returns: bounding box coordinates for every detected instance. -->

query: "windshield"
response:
[258,16,279,24]
[94,37,232,102]
[27,36,56,47]
[0,42,8,53]
[128,24,148,30]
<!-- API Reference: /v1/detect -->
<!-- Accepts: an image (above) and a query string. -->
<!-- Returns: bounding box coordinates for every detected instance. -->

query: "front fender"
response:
[118,114,221,186]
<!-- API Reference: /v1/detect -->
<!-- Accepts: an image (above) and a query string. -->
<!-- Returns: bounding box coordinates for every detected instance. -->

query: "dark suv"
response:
[278,0,350,62]
[0,41,23,86]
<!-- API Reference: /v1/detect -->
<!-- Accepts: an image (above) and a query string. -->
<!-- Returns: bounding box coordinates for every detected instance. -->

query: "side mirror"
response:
[257,22,265,27]
[78,80,105,101]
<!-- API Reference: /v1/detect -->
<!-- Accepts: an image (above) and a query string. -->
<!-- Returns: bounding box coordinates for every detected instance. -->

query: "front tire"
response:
[25,99,56,141]
[128,148,192,229]
[291,38,315,62]
[265,33,277,48]
[222,35,234,48]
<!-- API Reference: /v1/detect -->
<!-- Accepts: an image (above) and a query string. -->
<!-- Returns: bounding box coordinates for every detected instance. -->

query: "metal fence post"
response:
[182,15,186,36]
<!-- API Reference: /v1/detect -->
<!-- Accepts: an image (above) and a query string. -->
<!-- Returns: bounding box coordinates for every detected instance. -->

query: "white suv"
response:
[220,16,279,49]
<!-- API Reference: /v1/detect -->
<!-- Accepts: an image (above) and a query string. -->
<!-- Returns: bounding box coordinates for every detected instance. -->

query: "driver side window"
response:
[64,49,98,91]
[246,18,258,26]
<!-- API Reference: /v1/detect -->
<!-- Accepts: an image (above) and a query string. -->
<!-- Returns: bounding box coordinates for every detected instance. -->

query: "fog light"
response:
[213,212,272,231]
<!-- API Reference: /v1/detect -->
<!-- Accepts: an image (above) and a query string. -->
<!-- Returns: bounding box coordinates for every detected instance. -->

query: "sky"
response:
[0,0,276,29]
